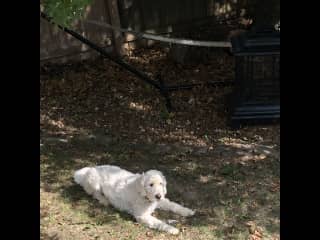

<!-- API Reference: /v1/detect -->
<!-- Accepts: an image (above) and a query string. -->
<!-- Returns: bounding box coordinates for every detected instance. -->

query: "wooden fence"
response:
[40,0,242,63]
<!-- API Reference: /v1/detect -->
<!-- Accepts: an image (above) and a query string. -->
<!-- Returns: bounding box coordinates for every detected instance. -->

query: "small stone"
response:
[188,98,195,105]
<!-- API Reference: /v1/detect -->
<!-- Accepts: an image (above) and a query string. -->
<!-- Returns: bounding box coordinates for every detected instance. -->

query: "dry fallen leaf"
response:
[253,229,263,238]
[246,221,256,234]
[249,235,260,240]
[146,231,153,237]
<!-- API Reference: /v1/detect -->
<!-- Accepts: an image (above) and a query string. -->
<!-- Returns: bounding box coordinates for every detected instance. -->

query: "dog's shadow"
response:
[61,181,135,225]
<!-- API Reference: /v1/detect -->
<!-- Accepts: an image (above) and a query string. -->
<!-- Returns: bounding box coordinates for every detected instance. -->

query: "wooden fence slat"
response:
[105,0,125,56]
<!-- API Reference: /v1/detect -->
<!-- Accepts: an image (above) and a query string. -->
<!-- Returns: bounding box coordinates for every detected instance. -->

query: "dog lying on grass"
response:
[74,165,195,234]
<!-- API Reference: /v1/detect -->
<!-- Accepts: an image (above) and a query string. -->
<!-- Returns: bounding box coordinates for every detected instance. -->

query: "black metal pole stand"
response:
[157,74,172,112]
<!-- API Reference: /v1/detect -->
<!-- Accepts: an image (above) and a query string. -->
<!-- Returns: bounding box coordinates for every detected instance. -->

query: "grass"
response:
[40,131,279,240]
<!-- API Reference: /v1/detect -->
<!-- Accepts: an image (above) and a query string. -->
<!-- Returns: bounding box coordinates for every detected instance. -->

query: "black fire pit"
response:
[229,29,280,128]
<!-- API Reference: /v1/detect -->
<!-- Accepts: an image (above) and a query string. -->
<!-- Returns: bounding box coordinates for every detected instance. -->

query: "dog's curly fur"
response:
[74,165,195,234]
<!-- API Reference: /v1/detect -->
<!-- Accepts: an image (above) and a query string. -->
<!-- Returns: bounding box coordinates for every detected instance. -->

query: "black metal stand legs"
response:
[157,74,173,112]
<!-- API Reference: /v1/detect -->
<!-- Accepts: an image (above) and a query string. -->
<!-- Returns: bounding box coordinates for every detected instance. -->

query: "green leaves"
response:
[42,0,92,27]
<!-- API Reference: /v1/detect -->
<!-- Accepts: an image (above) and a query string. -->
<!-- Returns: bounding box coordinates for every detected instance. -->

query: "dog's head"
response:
[139,170,167,202]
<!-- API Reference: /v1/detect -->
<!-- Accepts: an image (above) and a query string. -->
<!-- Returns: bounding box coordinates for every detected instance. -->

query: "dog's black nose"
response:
[155,194,161,200]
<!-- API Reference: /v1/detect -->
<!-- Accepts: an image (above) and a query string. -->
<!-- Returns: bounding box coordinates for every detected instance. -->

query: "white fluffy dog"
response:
[74,165,195,234]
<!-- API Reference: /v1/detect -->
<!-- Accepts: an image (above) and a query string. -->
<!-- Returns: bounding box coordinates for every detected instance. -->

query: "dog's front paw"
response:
[181,208,196,217]
[167,227,179,235]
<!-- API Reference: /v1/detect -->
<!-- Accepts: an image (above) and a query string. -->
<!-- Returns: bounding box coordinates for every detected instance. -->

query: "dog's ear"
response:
[140,172,145,185]
[161,173,167,195]
[137,173,147,197]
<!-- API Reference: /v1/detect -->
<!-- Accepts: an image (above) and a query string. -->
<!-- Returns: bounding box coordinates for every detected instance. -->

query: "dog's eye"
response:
[149,183,153,187]
[160,182,163,185]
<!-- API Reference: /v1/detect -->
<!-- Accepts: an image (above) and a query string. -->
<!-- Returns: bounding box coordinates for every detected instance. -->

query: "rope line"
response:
[84,20,232,48]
